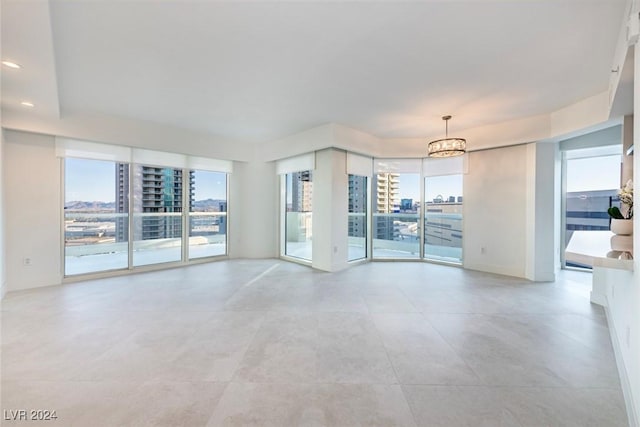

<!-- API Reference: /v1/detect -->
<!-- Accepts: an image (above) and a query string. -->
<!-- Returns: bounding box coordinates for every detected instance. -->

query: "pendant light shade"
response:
[428,115,466,158]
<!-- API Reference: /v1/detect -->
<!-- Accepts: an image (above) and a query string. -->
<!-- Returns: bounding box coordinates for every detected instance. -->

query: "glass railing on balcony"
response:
[348,212,366,261]
[64,212,129,276]
[132,213,183,267]
[285,211,313,261]
[189,212,227,259]
[423,211,463,263]
[372,212,420,258]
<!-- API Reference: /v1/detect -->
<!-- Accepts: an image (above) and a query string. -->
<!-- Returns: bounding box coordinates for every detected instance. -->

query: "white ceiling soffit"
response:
[1,0,60,118]
[609,46,634,118]
[3,0,628,145]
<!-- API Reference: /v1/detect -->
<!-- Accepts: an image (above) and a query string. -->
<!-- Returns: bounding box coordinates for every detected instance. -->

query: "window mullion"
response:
[182,168,189,263]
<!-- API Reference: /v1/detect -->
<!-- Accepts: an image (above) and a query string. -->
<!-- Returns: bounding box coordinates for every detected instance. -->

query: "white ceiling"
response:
[1,0,628,144]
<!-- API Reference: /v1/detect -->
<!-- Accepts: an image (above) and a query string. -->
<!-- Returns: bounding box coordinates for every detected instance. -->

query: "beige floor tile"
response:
[0,260,628,426]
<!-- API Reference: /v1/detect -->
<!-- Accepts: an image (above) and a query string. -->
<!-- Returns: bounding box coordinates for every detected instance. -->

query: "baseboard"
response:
[604,301,639,427]
[462,262,525,280]
[590,290,608,307]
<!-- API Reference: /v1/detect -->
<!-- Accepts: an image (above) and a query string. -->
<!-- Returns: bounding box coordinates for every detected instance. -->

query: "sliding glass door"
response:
[189,170,228,259]
[284,171,313,261]
[348,175,367,261]
[132,165,184,267]
[372,172,421,258]
[371,157,464,263]
[64,158,129,275]
[424,174,463,263]
[64,155,229,276]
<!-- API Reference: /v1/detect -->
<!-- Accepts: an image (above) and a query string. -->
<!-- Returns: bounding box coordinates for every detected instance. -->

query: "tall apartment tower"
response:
[115,164,130,242]
[372,173,400,241]
[348,175,367,238]
[291,171,313,212]
[115,164,195,241]
[374,173,400,213]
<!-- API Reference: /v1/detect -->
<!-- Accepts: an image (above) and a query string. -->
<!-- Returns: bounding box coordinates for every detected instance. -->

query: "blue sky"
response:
[398,174,463,202]
[567,155,621,192]
[65,158,227,202]
[65,155,620,203]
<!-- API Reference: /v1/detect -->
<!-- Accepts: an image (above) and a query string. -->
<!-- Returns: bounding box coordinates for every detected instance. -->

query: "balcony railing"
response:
[372,212,420,258]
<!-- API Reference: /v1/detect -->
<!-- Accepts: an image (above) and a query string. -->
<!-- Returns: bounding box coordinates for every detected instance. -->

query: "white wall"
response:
[2,110,250,162]
[229,160,278,259]
[616,35,640,427]
[598,266,638,426]
[634,38,640,425]
[601,27,640,427]
[4,130,62,291]
[0,129,6,299]
[260,124,334,162]
[463,144,528,277]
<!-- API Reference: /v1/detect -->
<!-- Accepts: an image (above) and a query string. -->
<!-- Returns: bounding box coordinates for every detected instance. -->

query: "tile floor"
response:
[0,260,629,426]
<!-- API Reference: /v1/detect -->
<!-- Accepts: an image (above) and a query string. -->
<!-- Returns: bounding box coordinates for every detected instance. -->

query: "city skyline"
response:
[398,174,463,202]
[65,158,227,202]
[66,154,622,203]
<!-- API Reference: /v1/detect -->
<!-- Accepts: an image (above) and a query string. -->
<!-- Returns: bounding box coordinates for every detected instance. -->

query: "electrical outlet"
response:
[480,247,486,255]
[23,257,32,266]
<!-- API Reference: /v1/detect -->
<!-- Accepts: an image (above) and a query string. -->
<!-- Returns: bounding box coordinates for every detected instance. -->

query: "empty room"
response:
[1,0,639,426]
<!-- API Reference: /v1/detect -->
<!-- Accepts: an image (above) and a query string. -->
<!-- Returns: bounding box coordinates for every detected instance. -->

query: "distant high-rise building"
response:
[373,173,399,213]
[372,173,400,241]
[115,164,130,242]
[115,164,194,241]
[401,198,413,211]
[291,171,313,212]
[348,175,367,238]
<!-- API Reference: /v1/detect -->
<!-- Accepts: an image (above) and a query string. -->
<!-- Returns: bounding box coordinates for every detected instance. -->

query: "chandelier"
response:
[427,115,466,158]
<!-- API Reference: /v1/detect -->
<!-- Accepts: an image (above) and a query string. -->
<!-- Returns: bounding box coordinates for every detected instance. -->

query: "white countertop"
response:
[565,230,633,271]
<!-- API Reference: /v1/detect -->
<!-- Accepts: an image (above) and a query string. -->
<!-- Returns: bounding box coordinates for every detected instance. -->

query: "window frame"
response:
[62,157,230,280]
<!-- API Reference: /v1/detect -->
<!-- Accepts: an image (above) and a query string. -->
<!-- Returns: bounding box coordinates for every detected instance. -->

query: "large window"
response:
[132,165,184,267]
[64,158,128,275]
[372,173,420,258]
[564,148,622,269]
[284,171,313,261]
[189,170,228,259]
[348,175,367,261]
[62,143,231,277]
[424,174,463,263]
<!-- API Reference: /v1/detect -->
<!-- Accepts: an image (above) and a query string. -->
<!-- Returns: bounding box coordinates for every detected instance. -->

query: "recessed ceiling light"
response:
[20,101,35,107]
[2,60,22,69]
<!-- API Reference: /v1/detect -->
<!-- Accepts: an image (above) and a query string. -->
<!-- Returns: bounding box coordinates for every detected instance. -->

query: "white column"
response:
[229,160,278,259]
[312,149,349,272]
[525,142,558,281]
